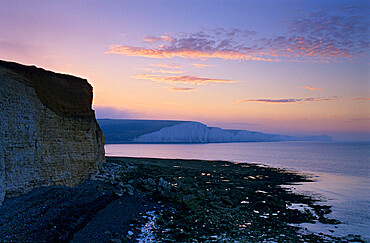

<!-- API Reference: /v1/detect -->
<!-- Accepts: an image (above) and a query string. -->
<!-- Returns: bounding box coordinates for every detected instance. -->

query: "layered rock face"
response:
[0,60,105,205]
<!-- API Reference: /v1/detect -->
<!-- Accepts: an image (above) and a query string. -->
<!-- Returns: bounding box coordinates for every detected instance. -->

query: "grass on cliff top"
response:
[105,157,356,243]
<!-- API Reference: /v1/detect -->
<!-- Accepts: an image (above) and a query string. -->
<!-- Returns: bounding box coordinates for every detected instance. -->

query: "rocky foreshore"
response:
[0,157,365,242]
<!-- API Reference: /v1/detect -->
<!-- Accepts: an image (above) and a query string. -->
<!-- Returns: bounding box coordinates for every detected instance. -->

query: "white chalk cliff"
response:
[133,121,331,143]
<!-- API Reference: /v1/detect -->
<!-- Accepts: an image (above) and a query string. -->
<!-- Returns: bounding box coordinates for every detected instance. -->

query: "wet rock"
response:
[267,197,286,210]
[122,184,134,196]
[318,217,341,224]
[221,196,234,206]
[157,178,172,198]
[182,194,198,210]
[102,157,349,242]
[128,179,135,184]
[130,218,140,224]
[114,183,135,196]
[137,178,157,192]
[146,178,156,186]
[115,188,124,197]
[109,239,121,243]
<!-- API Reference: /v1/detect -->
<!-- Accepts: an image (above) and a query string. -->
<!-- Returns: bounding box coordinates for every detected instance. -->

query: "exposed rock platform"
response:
[0,157,365,242]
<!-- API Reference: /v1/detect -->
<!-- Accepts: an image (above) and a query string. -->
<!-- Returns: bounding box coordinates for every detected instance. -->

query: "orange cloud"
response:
[106,45,165,58]
[141,68,185,74]
[169,87,194,91]
[108,15,368,63]
[134,74,238,85]
[301,86,323,91]
[191,63,217,68]
[106,45,278,62]
[150,62,182,69]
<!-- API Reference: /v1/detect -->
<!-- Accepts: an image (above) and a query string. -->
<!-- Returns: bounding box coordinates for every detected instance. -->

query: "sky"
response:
[0,0,369,140]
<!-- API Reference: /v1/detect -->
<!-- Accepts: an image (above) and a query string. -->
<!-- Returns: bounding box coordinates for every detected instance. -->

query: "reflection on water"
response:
[287,172,369,238]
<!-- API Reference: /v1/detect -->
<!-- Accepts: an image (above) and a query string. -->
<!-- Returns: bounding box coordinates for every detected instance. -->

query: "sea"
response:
[105,141,370,240]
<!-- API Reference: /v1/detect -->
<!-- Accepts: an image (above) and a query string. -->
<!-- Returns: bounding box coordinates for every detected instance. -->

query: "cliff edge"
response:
[0,60,105,205]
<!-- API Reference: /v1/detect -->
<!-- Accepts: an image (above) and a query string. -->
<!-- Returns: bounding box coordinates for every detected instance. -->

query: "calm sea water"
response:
[105,141,370,240]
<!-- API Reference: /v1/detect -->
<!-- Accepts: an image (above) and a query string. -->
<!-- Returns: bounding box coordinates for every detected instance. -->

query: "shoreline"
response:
[104,140,335,145]
[105,157,350,242]
[0,156,365,242]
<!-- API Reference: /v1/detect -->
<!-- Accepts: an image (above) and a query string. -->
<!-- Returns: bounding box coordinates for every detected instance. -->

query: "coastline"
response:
[0,157,365,242]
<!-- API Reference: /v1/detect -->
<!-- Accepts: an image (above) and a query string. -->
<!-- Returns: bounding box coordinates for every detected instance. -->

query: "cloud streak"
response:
[107,45,276,62]
[238,99,306,103]
[169,87,194,91]
[134,74,238,85]
[150,62,182,69]
[141,68,185,74]
[346,97,370,101]
[237,96,369,104]
[190,63,217,68]
[301,86,323,91]
[107,8,368,63]
[237,97,338,103]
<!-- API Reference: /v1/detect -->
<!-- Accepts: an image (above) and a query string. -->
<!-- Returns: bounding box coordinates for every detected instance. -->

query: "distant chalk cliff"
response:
[0,60,105,205]
[98,119,331,144]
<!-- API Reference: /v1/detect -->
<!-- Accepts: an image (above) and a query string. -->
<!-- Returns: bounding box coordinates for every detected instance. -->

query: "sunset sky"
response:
[0,0,369,140]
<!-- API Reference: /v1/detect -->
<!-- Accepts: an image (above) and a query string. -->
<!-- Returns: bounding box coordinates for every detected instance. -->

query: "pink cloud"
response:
[301,86,324,91]
[106,45,277,62]
[141,68,185,74]
[237,99,304,103]
[134,74,238,85]
[169,87,194,91]
[190,63,217,68]
[237,96,370,104]
[150,62,182,69]
[107,9,368,64]
[346,97,370,101]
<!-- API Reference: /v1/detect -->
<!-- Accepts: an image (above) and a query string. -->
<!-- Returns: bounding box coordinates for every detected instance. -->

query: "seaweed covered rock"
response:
[0,60,105,205]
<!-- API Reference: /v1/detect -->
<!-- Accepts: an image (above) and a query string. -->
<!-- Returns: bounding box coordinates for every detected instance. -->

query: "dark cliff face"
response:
[0,60,105,205]
[0,60,93,117]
